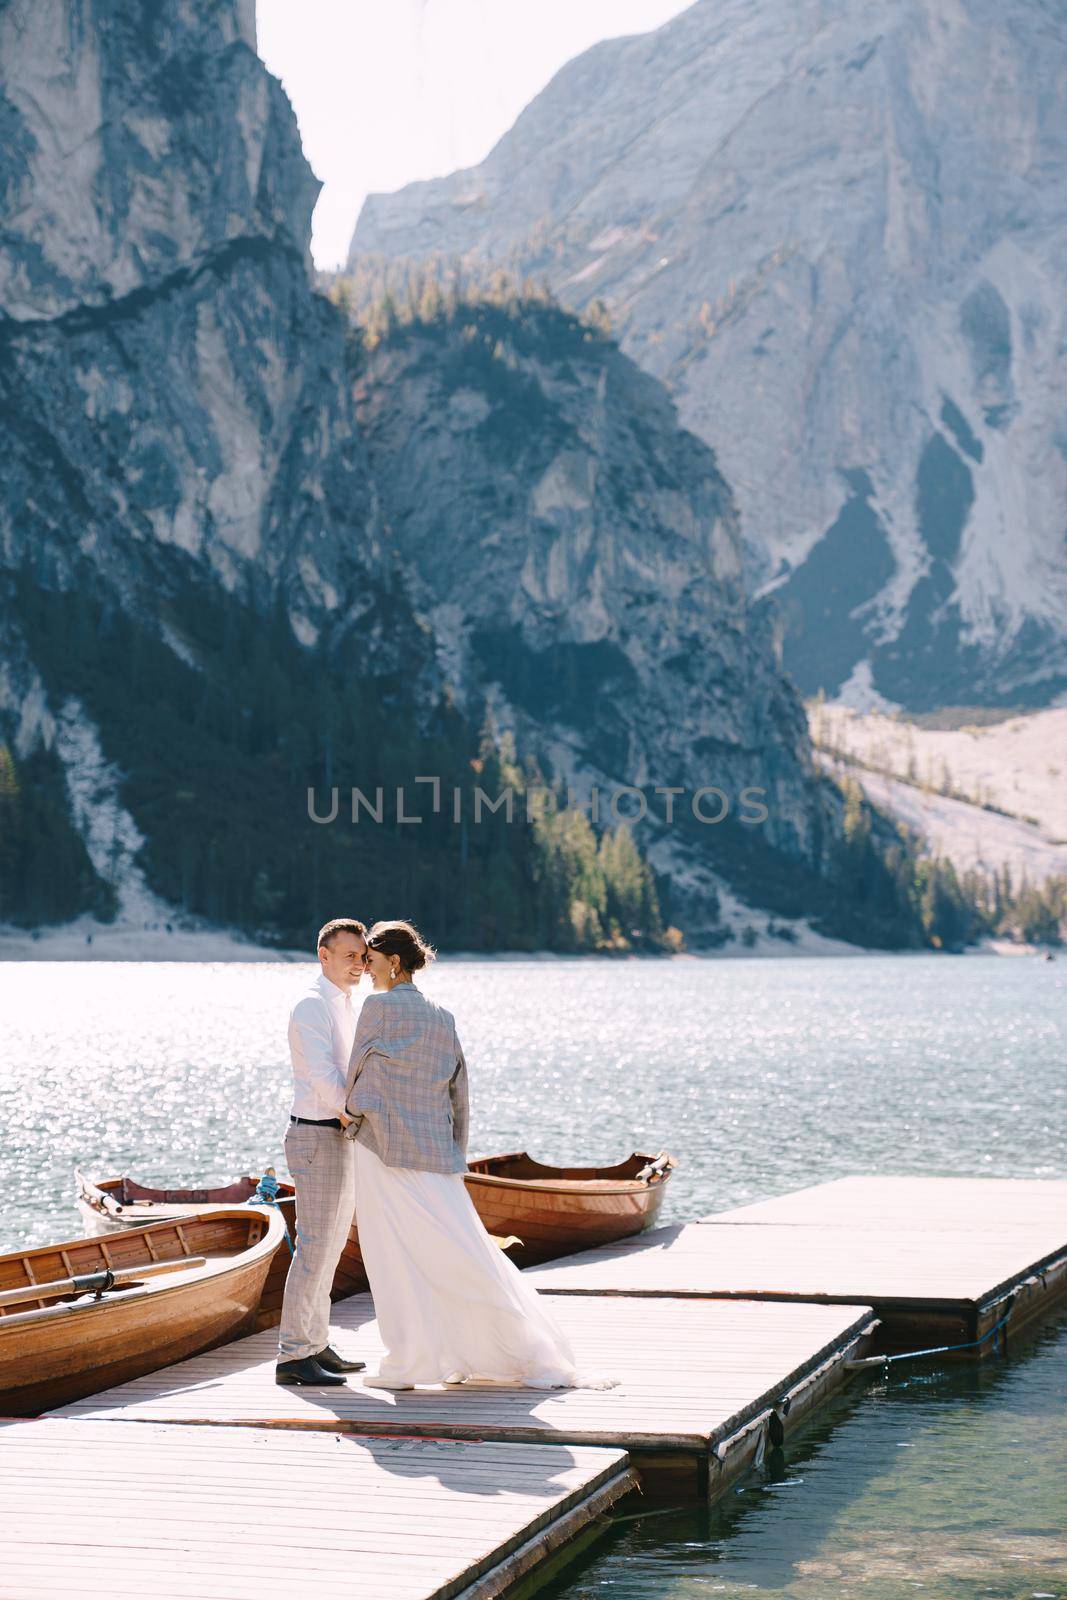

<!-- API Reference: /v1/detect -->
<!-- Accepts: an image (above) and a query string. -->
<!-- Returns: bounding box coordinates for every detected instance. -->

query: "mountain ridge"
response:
[351,0,1067,712]
[0,0,1010,953]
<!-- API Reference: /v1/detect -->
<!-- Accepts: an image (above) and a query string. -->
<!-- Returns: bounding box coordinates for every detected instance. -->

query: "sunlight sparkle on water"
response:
[1,952,1063,1247]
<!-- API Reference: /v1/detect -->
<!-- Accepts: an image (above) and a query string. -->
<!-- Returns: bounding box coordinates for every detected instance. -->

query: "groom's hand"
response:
[338,1110,353,1127]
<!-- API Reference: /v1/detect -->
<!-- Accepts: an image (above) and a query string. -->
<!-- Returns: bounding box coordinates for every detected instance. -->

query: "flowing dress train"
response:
[354,1140,614,1388]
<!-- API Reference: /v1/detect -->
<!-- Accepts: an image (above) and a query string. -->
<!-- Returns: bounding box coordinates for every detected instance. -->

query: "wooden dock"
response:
[16,1174,1066,1598]
[714,1175,1067,1232]
[55,1291,875,1498]
[0,1418,635,1600]
[529,1177,1067,1351]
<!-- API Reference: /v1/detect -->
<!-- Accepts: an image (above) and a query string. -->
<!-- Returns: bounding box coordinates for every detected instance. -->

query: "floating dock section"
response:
[530,1176,1067,1351]
[8,1174,1065,1598]
[56,1291,876,1498]
[0,1418,634,1600]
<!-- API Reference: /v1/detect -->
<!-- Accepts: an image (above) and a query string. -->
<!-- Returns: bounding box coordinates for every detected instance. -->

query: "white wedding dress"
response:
[354,1140,614,1389]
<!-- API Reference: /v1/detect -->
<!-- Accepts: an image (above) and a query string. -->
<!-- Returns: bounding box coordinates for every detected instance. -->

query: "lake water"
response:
[548,1313,1067,1600]
[1,952,1064,1597]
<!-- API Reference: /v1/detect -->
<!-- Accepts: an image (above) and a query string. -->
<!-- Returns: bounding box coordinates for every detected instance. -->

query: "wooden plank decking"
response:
[54,1291,874,1486]
[712,1175,1067,1232]
[24,1176,1063,1596]
[0,1419,635,1600]
[529,1177,1067,1348]
[528,1221,1066,1306]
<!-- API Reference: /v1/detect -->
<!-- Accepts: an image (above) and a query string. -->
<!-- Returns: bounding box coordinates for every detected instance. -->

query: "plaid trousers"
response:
[277,1122,356,1360]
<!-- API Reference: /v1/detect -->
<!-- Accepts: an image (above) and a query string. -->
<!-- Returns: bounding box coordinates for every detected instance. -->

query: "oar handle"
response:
[636,1151,675,1182]
[0,1254,208,1309]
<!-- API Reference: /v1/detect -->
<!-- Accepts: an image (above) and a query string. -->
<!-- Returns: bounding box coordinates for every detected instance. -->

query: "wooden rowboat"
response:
[463,1151,676,1266]
[75,1171,366,1329]
[76,1172,516,1328]
[0,1206,286,1416]
[76,1146,675,1301]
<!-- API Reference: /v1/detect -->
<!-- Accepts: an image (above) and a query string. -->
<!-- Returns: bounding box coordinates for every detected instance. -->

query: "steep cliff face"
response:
[2,1,295,315]
[0,0,436,930]
[351,300,821,861]
[0,0,845,946]
[351,0,1067,711]
[0,0,393,640]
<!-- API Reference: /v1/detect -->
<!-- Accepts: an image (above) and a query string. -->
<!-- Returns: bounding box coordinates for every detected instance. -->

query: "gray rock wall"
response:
[0,0,842,936]
[352,0,1067,709]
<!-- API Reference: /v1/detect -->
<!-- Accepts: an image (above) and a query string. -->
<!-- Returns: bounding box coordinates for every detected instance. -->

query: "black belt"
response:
[290,1115,342,1130]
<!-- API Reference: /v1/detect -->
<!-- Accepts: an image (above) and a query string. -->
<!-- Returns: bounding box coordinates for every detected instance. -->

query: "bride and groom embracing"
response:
[275,916,613,1392]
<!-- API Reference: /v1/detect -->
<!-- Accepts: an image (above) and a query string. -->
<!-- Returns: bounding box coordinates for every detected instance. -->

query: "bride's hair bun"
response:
[366,919,436,974]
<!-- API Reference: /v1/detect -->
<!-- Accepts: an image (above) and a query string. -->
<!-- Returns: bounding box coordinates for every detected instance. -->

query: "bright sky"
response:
[256,0,695,270]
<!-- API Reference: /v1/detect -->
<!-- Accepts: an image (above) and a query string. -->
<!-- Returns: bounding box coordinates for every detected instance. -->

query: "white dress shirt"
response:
[288,972,358,1120]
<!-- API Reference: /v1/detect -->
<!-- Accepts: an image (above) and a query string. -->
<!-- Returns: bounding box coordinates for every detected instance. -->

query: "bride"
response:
[340,919,613,1391]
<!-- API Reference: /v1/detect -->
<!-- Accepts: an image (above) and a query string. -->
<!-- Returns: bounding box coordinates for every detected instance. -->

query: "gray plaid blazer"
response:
[342,984,469,1174]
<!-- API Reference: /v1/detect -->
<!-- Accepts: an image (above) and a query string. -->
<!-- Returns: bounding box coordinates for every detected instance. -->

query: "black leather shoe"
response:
[314,1345,367,1374]
[275,1356,346,1386]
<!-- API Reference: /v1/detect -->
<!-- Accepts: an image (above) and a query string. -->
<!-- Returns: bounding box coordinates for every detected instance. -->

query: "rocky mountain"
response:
[1,0,963,952]
[0,0,399,652]
[351,0,1067,713]
[349,291,820,861]
[0,0,439,934]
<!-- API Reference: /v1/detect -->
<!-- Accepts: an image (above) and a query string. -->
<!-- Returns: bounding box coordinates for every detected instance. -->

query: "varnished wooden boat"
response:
[75,1171,367,1329]
[75,1171,268,1231]
[76,1146,675,1302]
[0,1206,286,1416]
[463,1151,676,1266]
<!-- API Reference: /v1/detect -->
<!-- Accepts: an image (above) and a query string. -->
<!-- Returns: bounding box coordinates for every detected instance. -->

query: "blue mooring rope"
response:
[247,1169,294,1253]
[605,1294,1023,1527]
[853,1292,1017,1373]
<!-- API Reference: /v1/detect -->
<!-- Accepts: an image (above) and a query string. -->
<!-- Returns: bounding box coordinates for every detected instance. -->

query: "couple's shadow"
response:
[69,1295,585,1499]
[300,1291,578,1495]
[294,1375,577,1498]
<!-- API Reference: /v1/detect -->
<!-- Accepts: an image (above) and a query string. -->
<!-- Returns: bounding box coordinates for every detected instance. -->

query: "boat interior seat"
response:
[119,1176,259,1205]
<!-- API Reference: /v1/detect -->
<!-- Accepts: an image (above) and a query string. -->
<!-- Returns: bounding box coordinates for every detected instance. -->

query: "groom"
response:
[276,917,369,1387]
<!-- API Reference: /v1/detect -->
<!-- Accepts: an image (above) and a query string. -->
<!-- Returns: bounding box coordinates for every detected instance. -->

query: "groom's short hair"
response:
[317,917,367,951]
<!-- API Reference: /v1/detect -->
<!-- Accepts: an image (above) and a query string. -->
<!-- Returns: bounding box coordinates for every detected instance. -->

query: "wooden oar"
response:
[0,1255,208,1310]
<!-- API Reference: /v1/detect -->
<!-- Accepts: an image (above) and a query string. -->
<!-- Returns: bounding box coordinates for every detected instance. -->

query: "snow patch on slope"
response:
[821,755,1067,887]
[53,697,173,925]
[812,703,1067,842]
[811,702,1067,884]
[834,661,900,716]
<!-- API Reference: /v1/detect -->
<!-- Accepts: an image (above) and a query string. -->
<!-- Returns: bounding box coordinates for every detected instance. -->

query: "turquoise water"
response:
[1,952,1064,1597]
[548,1315,1067,1600]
